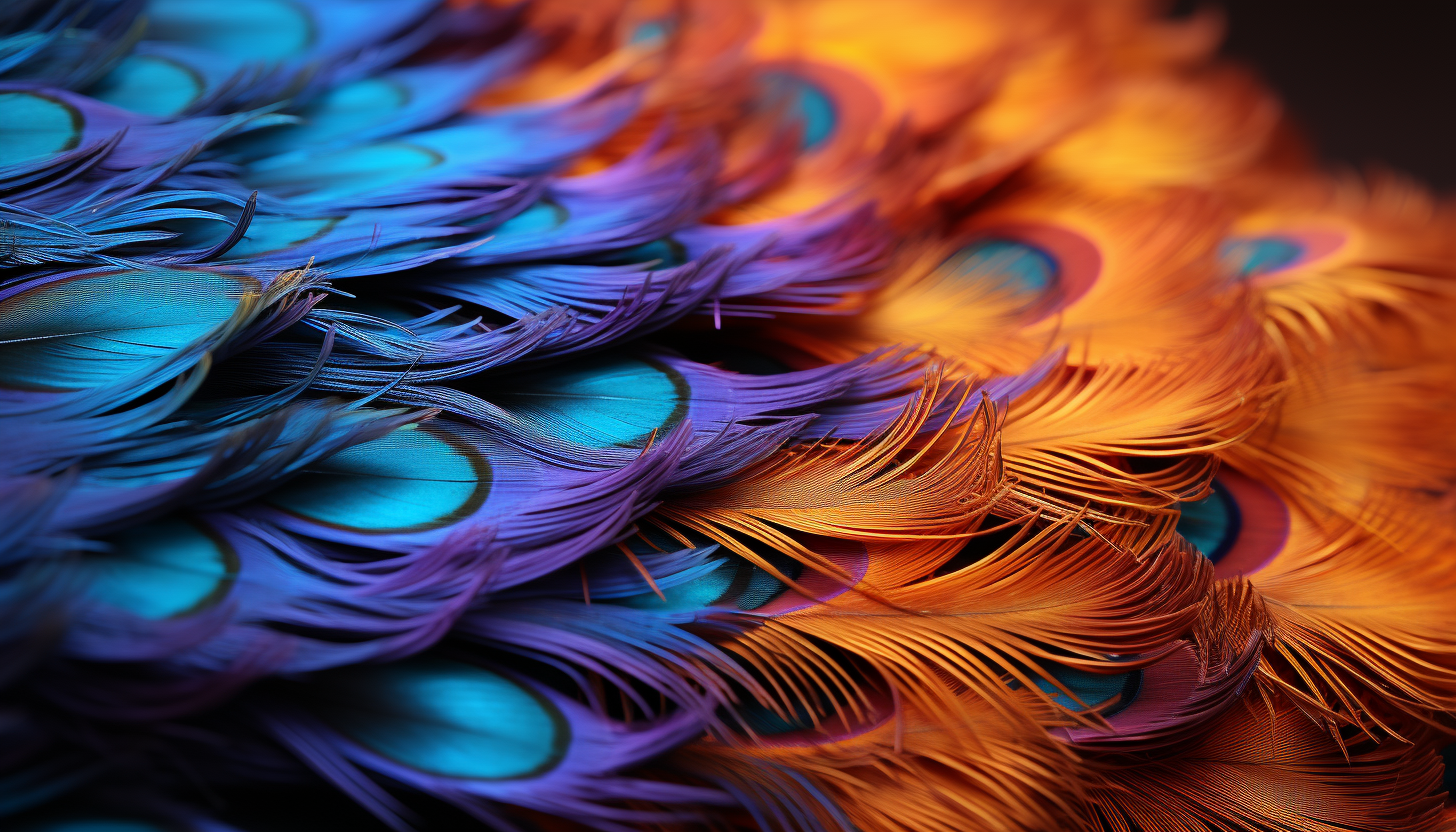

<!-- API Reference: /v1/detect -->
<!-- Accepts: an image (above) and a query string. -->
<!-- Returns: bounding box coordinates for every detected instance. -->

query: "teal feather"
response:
[264,423,491,535]
[311,658,570,780]
[83,516,238,620]
[0,270,257,392]
[493,355,690,448]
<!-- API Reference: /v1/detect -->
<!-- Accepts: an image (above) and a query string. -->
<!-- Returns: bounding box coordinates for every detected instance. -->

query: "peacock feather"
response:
[2,1,1455,830]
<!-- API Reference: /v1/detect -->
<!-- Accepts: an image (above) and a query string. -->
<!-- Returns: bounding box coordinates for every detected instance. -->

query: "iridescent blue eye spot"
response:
[293,77,412,143]
[0,92,83,167]
[620,558,736,611]
[90,54,205,116]
[245,142,444,201]
[949,238,1058,298]
[629,20,672,44]
[1219,235,1305,278]
[761,72,837,150]
[617,553,797,612]
[0,269,255,391]
[266,425,491,534]
[1177,481,1241,564]
[1032,666,1141,715]
[146,0,316,61]
[498,356,690,448]
[317,659,569,780]
[591,237,688,269]
[493,200,569,236]
[87,518,238,620]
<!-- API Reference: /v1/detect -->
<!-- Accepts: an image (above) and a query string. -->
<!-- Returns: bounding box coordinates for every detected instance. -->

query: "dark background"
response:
[1210,0,1456,191]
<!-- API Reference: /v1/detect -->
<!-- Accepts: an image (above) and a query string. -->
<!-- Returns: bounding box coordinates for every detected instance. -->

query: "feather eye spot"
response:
[0,269,257,391]
[947,223,1101,317]
[760,71,838,150]
[1177,468,1289,579]
[90,54,206,116]
[1176,480,1241,564]
[265,424,492,535]
[146,0,316,62]
[0,92,83,167]
[496,355,690,448]
[245,142,444,200]
[1218,228,1347,280]
[947,238,1057,297]
[493,199,569,237]
[1031,666,1142,716]
[1220,235,1305,278]
[86,517,239,620]
[590,237,689,269]
[313,658,570,780]
[305,77,413,135]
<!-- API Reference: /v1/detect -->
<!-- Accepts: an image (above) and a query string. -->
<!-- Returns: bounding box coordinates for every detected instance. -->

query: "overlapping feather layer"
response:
[2,1,1455,831]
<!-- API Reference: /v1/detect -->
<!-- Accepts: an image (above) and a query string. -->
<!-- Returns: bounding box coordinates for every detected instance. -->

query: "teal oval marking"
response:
[227,215,341,258]
[0,92,83,167]
[499,356,690,448]
[620,559,736,611]
[761,72,836,150]
[1219,235,1305,278]
[1177,481,1240,563]
[266,425,492,534]
[493,200,569,237]
[317,658,570,780]
[297,77,412,142]
[91,54,205,116]
[146,0,315,61]
[245,142,443,200]
[593,237,688,269]
[949,238,1058,296]
[629,20,671,45]
[1033,666,1140,714]
[88,517,238,620]
[616,536,799,612]
[0,269,255,391]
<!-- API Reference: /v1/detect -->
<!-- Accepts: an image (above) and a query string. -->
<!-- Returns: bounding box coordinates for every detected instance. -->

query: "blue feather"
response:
[0,269,258,392]
[1176,480,1240,564]
[311,658,569,780]
[83,516,237,621]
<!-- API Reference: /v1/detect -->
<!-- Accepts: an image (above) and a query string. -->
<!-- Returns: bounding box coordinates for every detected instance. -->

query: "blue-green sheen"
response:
[321,659,568,779]
[146,0,314,61]
[500,356,689,448]
[87,518,236,620]
[494,200,569,236]
[227,215,341,258]
[0,270,253,391]
[950,239,1058,296]
[289,77,412,144]
[629,20,671,45]
[593,237,689,268]
[1177,483,1240,563]
[90,54,204,116]
[762,72,836,150]
[245,142,443,200]
[1219,235,1305,278]
[0,92,82,166]
[266,425,489,533]
[15,821,170,832]
[619,559,736,611]
[1033,667,1132,712]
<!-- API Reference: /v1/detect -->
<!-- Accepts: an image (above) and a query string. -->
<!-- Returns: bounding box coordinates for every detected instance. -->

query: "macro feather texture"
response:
[1,1,1454,830]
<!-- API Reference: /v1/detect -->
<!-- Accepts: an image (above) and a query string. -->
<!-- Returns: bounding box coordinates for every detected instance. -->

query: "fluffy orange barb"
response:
[1076,697,1446,832]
